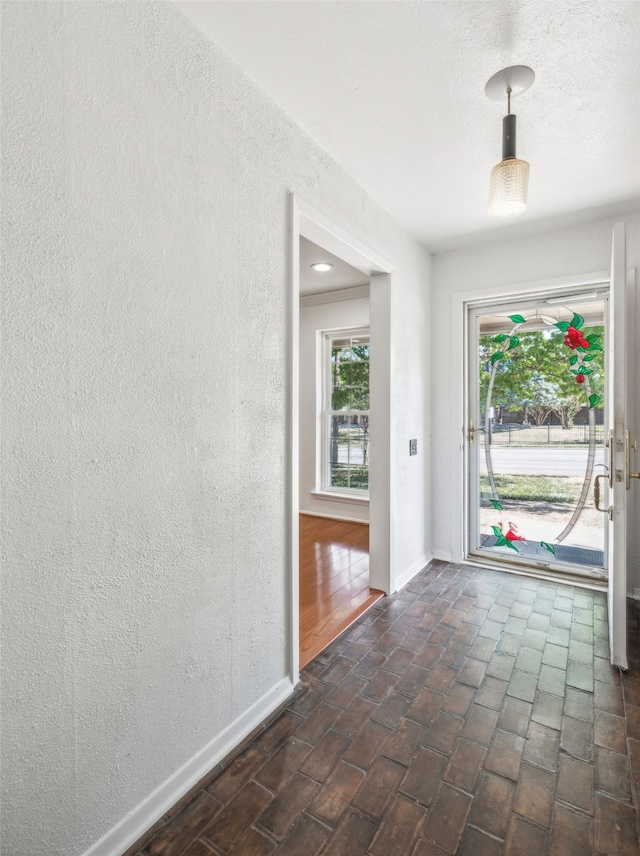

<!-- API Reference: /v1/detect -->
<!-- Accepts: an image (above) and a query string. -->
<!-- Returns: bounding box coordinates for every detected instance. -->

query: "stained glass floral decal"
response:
[491,522,526,552]
[556,312,603,408]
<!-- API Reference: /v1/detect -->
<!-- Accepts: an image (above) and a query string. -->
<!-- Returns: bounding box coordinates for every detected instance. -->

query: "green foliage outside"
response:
[479,323,604,429]
[331,343,370,411]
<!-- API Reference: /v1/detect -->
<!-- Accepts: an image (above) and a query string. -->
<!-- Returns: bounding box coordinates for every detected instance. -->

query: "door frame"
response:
[289,195,394,681]
[450,270,609,580]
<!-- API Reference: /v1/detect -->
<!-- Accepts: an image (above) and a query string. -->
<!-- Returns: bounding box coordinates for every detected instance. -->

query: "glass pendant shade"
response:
[488,156,529,217]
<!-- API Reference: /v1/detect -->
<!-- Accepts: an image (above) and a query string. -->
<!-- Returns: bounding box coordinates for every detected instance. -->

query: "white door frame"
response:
[289,195,394,681]
[450,270,608,570]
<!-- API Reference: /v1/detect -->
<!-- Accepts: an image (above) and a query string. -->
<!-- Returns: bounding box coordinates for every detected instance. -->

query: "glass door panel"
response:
[468,292,608,579]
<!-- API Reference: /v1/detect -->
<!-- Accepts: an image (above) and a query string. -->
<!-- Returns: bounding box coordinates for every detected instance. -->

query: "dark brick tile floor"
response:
[126,562,640,855]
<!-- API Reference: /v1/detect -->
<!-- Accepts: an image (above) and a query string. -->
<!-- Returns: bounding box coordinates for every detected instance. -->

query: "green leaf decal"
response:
[491,525,503,538]
[541,541,556,555]
[569,355,578,366]
[582,354,596,361]
[490,352,504,366]
[494,536,508,547]
[509,314,526,324]
[555,321,570,332]
[588,394,601,409]
[490,499,504,510]
[507,336,520,351]
[585,333,601,342]
[570,312,585,329]
[588,342,603,351]
[580,368,593,376]
[505,539,519,552]
[493,334,508,343]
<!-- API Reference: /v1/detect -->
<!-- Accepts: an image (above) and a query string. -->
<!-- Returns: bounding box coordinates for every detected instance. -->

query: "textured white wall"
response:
[0,2,431,854]
[299,296,370,521]
[431,214,640,587]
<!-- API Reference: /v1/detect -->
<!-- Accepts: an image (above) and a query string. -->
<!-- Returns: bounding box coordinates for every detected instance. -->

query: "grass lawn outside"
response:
[480,473,583,504]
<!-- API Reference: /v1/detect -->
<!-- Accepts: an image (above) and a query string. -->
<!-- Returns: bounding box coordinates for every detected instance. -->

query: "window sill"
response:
[310,490,369,506]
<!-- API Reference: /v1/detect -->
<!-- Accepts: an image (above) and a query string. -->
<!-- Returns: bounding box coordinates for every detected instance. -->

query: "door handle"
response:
[594,474,612,519]
[627,430,640,490]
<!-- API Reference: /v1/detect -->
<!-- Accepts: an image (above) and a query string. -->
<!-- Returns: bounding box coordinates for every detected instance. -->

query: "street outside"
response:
[479,446,605,476]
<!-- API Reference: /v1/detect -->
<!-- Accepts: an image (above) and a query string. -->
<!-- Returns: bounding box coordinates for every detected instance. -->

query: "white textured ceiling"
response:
[176,0,640,251]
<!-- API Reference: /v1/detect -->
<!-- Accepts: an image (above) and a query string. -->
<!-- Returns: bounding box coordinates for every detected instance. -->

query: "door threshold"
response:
[299,589,384,669]
[465,554,608,591]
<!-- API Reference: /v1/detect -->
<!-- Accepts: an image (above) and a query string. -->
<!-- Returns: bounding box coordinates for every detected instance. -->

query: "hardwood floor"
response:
[299,514,383,669]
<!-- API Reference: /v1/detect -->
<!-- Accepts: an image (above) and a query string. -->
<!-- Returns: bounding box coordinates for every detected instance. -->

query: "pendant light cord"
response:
[507,86,512,115]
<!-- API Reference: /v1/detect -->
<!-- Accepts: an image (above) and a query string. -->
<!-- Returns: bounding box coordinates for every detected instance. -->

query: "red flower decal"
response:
[504,522,525,542]
[576,373,585,384]
[563,326,590,350]
[492,522,526,552]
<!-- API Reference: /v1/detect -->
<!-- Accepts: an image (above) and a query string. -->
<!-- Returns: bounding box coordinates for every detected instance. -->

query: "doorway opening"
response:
[298,238,381,668]
[290,197,393,678]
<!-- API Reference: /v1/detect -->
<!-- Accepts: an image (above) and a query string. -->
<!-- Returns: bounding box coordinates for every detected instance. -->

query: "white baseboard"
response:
[299,510,369,526]
[432,550,453,562]
[394,553,432,593]
[82,676,295,856]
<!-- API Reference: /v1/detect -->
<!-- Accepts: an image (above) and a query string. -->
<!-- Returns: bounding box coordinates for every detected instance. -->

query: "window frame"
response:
[319,327,370,498]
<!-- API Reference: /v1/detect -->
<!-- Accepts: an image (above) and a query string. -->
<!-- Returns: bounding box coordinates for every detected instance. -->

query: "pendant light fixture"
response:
[485,65,535,217]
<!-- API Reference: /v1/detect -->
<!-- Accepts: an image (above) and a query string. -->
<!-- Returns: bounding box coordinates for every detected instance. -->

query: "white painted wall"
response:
[299,295,370,522]
[431,213,640,590]
[0,3,431,855]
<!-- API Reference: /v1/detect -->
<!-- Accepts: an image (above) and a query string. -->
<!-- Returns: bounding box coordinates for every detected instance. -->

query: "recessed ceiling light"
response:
[310,262,333,272]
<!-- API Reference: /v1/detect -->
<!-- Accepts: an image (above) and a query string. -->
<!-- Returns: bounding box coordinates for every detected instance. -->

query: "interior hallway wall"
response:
[431,213,640,589]
[0,2,431,854]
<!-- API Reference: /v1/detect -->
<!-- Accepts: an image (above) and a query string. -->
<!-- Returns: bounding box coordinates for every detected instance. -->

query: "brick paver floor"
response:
[126,561,640,855]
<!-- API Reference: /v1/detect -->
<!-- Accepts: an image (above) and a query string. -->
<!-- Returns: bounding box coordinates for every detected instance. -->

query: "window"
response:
[321,329,370,495]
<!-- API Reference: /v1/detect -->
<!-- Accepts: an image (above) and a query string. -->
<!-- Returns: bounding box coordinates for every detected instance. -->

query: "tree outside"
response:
[479,324,604,430]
